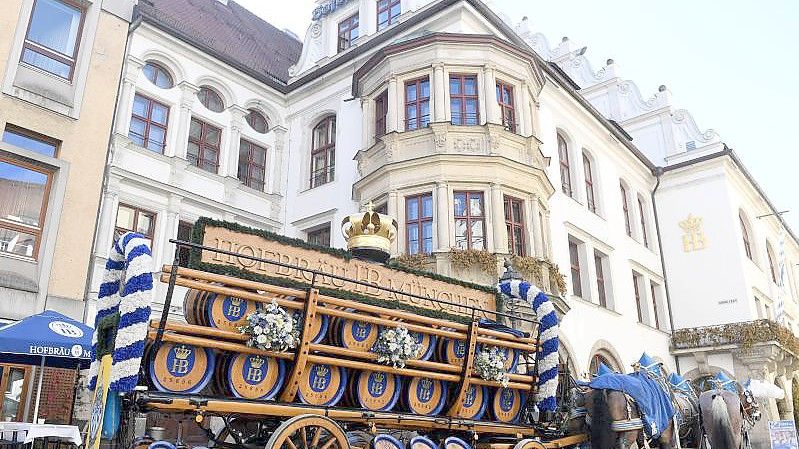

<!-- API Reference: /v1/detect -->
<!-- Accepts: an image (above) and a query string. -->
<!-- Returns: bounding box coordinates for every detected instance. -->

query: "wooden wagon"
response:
[117,219,586,449]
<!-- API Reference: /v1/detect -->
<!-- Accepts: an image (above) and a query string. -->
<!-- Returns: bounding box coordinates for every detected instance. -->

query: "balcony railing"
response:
[672,319,799,354]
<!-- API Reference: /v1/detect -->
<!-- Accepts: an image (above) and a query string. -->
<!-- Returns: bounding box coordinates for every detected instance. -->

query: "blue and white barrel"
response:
[443,437,472,449]
[491,387,526,423]
[410,436,439,449]
[291,310,329,344]
[437,338,468,366]
[403,377,448,416]
[205,293,260,332]
[224,353,285,400]
[350,370,401,411]
[297,363,348,406]
[409,331,436,361]
[456,384,488,420]
[148,342,215,394]
[335,317,379,352]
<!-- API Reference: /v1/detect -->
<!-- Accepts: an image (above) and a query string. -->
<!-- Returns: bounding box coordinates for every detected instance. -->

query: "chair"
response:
[0,426,24,449]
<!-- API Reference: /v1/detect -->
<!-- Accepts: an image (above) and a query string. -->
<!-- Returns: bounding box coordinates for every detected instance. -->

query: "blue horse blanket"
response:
[590,372,675,438]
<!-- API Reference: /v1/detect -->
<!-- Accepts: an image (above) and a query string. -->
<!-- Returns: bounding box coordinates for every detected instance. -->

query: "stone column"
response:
[520,83,533,136]
[162,193,182,267]
[530,195,542,257]
[115,58,143,135]
[94,176,122,258]
[361,95,372,148]
[433,64,446,123]
[270,126,287,196]
[483,65,499,124]
[387,77,399,133]
[387,190,399,255]
[225,105,247,179]
[490,183,507,254]
[436,182,449,251]
[478,69,488,125]
[174,82,199,159]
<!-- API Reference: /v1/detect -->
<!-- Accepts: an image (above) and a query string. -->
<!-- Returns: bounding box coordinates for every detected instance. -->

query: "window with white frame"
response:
[568,238,583,298]
[594,250,609,308]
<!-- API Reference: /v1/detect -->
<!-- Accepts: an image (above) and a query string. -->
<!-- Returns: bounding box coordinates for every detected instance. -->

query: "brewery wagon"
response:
[108,214,586,449]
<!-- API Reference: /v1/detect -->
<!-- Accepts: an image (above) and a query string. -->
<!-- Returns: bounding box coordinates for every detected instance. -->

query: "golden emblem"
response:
[679,214,707,252]
[341,202,397,262]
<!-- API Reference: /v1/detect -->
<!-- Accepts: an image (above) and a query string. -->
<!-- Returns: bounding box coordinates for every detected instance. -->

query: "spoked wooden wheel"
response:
[513,439,546,449]
[265,414,349,449]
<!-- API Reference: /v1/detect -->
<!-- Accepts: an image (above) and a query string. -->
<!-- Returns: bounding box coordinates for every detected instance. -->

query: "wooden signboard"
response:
[194,221,497,318]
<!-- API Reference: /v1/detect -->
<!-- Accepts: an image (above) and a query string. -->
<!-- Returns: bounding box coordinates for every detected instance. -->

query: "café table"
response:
[0,422,82,448]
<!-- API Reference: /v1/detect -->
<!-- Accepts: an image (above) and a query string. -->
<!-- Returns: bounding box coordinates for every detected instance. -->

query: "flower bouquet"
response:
[474,346,510,387]
[373,326,422,368]
[239,301,299,351]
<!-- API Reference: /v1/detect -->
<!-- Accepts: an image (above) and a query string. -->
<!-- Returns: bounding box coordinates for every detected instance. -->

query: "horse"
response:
[698,389,747,449]
[586,388,678,449]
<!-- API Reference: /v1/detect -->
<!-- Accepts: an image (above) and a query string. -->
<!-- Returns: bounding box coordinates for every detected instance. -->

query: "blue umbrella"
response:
[0,310,94,422]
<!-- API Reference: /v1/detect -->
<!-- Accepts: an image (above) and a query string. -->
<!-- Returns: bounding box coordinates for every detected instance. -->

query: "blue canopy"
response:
[596,362,615,376]
[0,310,93,368]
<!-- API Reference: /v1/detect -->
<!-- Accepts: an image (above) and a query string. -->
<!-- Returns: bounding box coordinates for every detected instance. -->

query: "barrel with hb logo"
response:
[148,342,216,394]
[291,310,329,344]
[491,387,526,423]
[297,363,348,406]
[437,337,468,366]
[402,377,448,415]
[456,384,488,420]
[409,331,436,361]
[333,313,379,352]
[183,288,260,332]
[217,353,286,400]
[348,370,401,411]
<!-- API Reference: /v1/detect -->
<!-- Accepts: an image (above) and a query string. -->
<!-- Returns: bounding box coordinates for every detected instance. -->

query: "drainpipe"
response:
[651,166,681,374]
[82,9,143,324]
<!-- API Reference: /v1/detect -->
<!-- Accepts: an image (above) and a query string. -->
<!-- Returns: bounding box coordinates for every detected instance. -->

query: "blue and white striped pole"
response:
[498,274,559,413]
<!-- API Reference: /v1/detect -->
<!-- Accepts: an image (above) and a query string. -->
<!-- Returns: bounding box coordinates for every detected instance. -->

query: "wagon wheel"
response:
[512,439,546,449]
[214,417,271,449]
[265,414,349,449]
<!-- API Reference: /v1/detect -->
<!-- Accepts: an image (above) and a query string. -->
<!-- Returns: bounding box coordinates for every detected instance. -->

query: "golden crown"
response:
[315,364,330,377]
[249,356,264,369]
[341,202,397,262]
[174,345,192,360]
[372,372,385,383]
[229,297,243,306]
[679,214,703,232]
[419,378,433,389]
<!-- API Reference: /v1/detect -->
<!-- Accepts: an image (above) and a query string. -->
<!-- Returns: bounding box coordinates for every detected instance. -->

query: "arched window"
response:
[310,116,336,188]
[197,86,224,112]
[767,242,779,284]
[589,350,620,376]
[557,134,571,197]
[246,109,269,133]
[740,212,753,260]
[582,152,595,213]
[142,62,173,89]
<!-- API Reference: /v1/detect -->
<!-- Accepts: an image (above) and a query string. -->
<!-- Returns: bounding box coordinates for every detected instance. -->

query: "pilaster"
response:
[436,182,449,252]
[174,82,199,159]
[490,183,507,254]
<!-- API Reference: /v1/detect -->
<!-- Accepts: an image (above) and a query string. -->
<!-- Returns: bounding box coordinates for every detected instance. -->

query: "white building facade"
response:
[90,2,797,442]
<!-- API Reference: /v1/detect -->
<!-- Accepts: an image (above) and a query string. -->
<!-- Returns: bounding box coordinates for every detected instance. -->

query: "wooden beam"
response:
[447,320,478,417]
[279,288,319,402]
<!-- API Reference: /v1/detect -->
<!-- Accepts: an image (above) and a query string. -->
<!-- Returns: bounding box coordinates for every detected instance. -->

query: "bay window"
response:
[375,91,388,138]
[450,75,479,125]
[405,78,430,131]
[504,196,525,256]
[496,81,515,132]
[454,191,485,250]
[406,193,433,254]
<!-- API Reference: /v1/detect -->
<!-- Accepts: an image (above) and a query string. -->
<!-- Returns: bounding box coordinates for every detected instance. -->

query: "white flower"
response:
[256,334,267,344]
[253,326,263,335]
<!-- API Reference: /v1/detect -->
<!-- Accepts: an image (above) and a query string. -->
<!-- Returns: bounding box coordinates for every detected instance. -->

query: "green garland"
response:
[187,217,505,323]
[672,319,799,354]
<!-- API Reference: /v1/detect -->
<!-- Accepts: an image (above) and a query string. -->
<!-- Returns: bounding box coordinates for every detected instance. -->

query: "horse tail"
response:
[710,394,735,449]
[589,390,616,449]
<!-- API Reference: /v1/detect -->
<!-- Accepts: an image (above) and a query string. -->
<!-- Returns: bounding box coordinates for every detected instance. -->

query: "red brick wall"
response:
[26,367,77,424]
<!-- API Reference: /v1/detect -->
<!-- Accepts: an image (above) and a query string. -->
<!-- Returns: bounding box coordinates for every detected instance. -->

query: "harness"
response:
[610,393,645,433]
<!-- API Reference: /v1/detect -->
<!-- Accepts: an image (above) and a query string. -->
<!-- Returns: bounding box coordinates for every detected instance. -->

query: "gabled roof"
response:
[137,0,302,86]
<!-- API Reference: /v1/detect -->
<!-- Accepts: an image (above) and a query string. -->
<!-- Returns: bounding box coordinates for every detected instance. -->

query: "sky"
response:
[237,0,799,231]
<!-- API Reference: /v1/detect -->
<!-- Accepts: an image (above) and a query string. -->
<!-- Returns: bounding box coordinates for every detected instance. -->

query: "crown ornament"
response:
[174,345,192,360]
[679,214,703,232]
[315,364,330,377]
[341,202,398,263]
[249,356,264,369]
[229,297,243,306]
[419,378,433,390]
[372,372,385,383]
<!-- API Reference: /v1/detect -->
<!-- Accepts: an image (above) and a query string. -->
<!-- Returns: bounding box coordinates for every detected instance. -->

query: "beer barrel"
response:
[491,388,525,423]
[336,317,379,352]
[403,377,448,416]
[291,310,329,344]
[409,436,439,449]
[456,384,488,420]
[183,288,211,326]
[206,293,260,332]
[224,353,286,400]
[373,435,404,449]
[410,331,436,361]
[148,342,215,394]
[444,437,472,449]
[297,363,348,406]
[351,370,401,411]
[437,338,468,366]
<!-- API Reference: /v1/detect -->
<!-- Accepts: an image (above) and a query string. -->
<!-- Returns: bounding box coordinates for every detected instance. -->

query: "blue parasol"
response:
[0,310,94,422]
